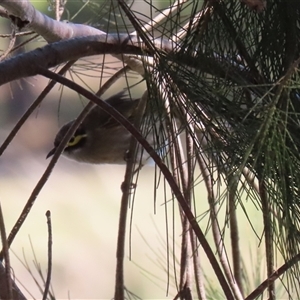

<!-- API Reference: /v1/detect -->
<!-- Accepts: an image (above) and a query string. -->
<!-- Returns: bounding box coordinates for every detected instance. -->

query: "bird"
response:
[47,92,161,164]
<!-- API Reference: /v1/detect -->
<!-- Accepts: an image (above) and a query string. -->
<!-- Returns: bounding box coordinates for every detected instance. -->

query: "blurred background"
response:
[0,1,268,299]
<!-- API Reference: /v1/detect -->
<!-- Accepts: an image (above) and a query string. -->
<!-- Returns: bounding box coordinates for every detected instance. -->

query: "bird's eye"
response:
[67,134,86,147]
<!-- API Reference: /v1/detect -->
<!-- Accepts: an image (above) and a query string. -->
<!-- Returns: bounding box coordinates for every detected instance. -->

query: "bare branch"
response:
[0,203,13,300]
[228,174,243,296]
[42,211,52,300]
[0,34,172,86]
[259,181,275,300]
[115,90,148,300]
[0,0,104,42]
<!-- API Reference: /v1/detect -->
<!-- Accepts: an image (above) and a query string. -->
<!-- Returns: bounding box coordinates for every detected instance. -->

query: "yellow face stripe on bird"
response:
[68,134,87,147]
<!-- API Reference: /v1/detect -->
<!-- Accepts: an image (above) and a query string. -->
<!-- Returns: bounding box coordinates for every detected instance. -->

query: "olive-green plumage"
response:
[47,93,154,164]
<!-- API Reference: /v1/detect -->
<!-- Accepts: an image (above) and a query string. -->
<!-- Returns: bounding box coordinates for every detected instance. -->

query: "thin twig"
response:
[114,90,148,300]
[190,230,206,300]
[245,252,300,300]
[0,203,13,300]
[0,30,35,37]
[0,26,16,61]
[228,173,243,296]
[197,152,243,300]
[10,33,39,54]
[259,180,275,300]
[164,102,181,293]
[167,113,190,293]
[178,115,196,295]
[159,80,192,294]
[185,121,207,300]
[42,211,52,300]
[55,0,63,21]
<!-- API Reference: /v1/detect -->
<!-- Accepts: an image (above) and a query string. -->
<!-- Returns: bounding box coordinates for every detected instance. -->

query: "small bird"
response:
[47,93,157,164]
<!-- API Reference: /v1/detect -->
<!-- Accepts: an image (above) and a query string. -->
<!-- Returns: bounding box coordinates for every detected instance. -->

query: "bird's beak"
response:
[46,147,56,159]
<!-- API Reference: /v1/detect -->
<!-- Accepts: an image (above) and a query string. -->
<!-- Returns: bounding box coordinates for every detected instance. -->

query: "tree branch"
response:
[0,34,172,86]
[0,0,104,42]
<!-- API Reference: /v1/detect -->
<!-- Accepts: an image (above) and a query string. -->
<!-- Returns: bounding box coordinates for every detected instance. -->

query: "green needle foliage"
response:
[101,0,300,296]
[81,0,300,296]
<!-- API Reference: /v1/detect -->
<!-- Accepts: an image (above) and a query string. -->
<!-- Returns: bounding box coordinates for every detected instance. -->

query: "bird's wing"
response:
[85,92,140,129]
